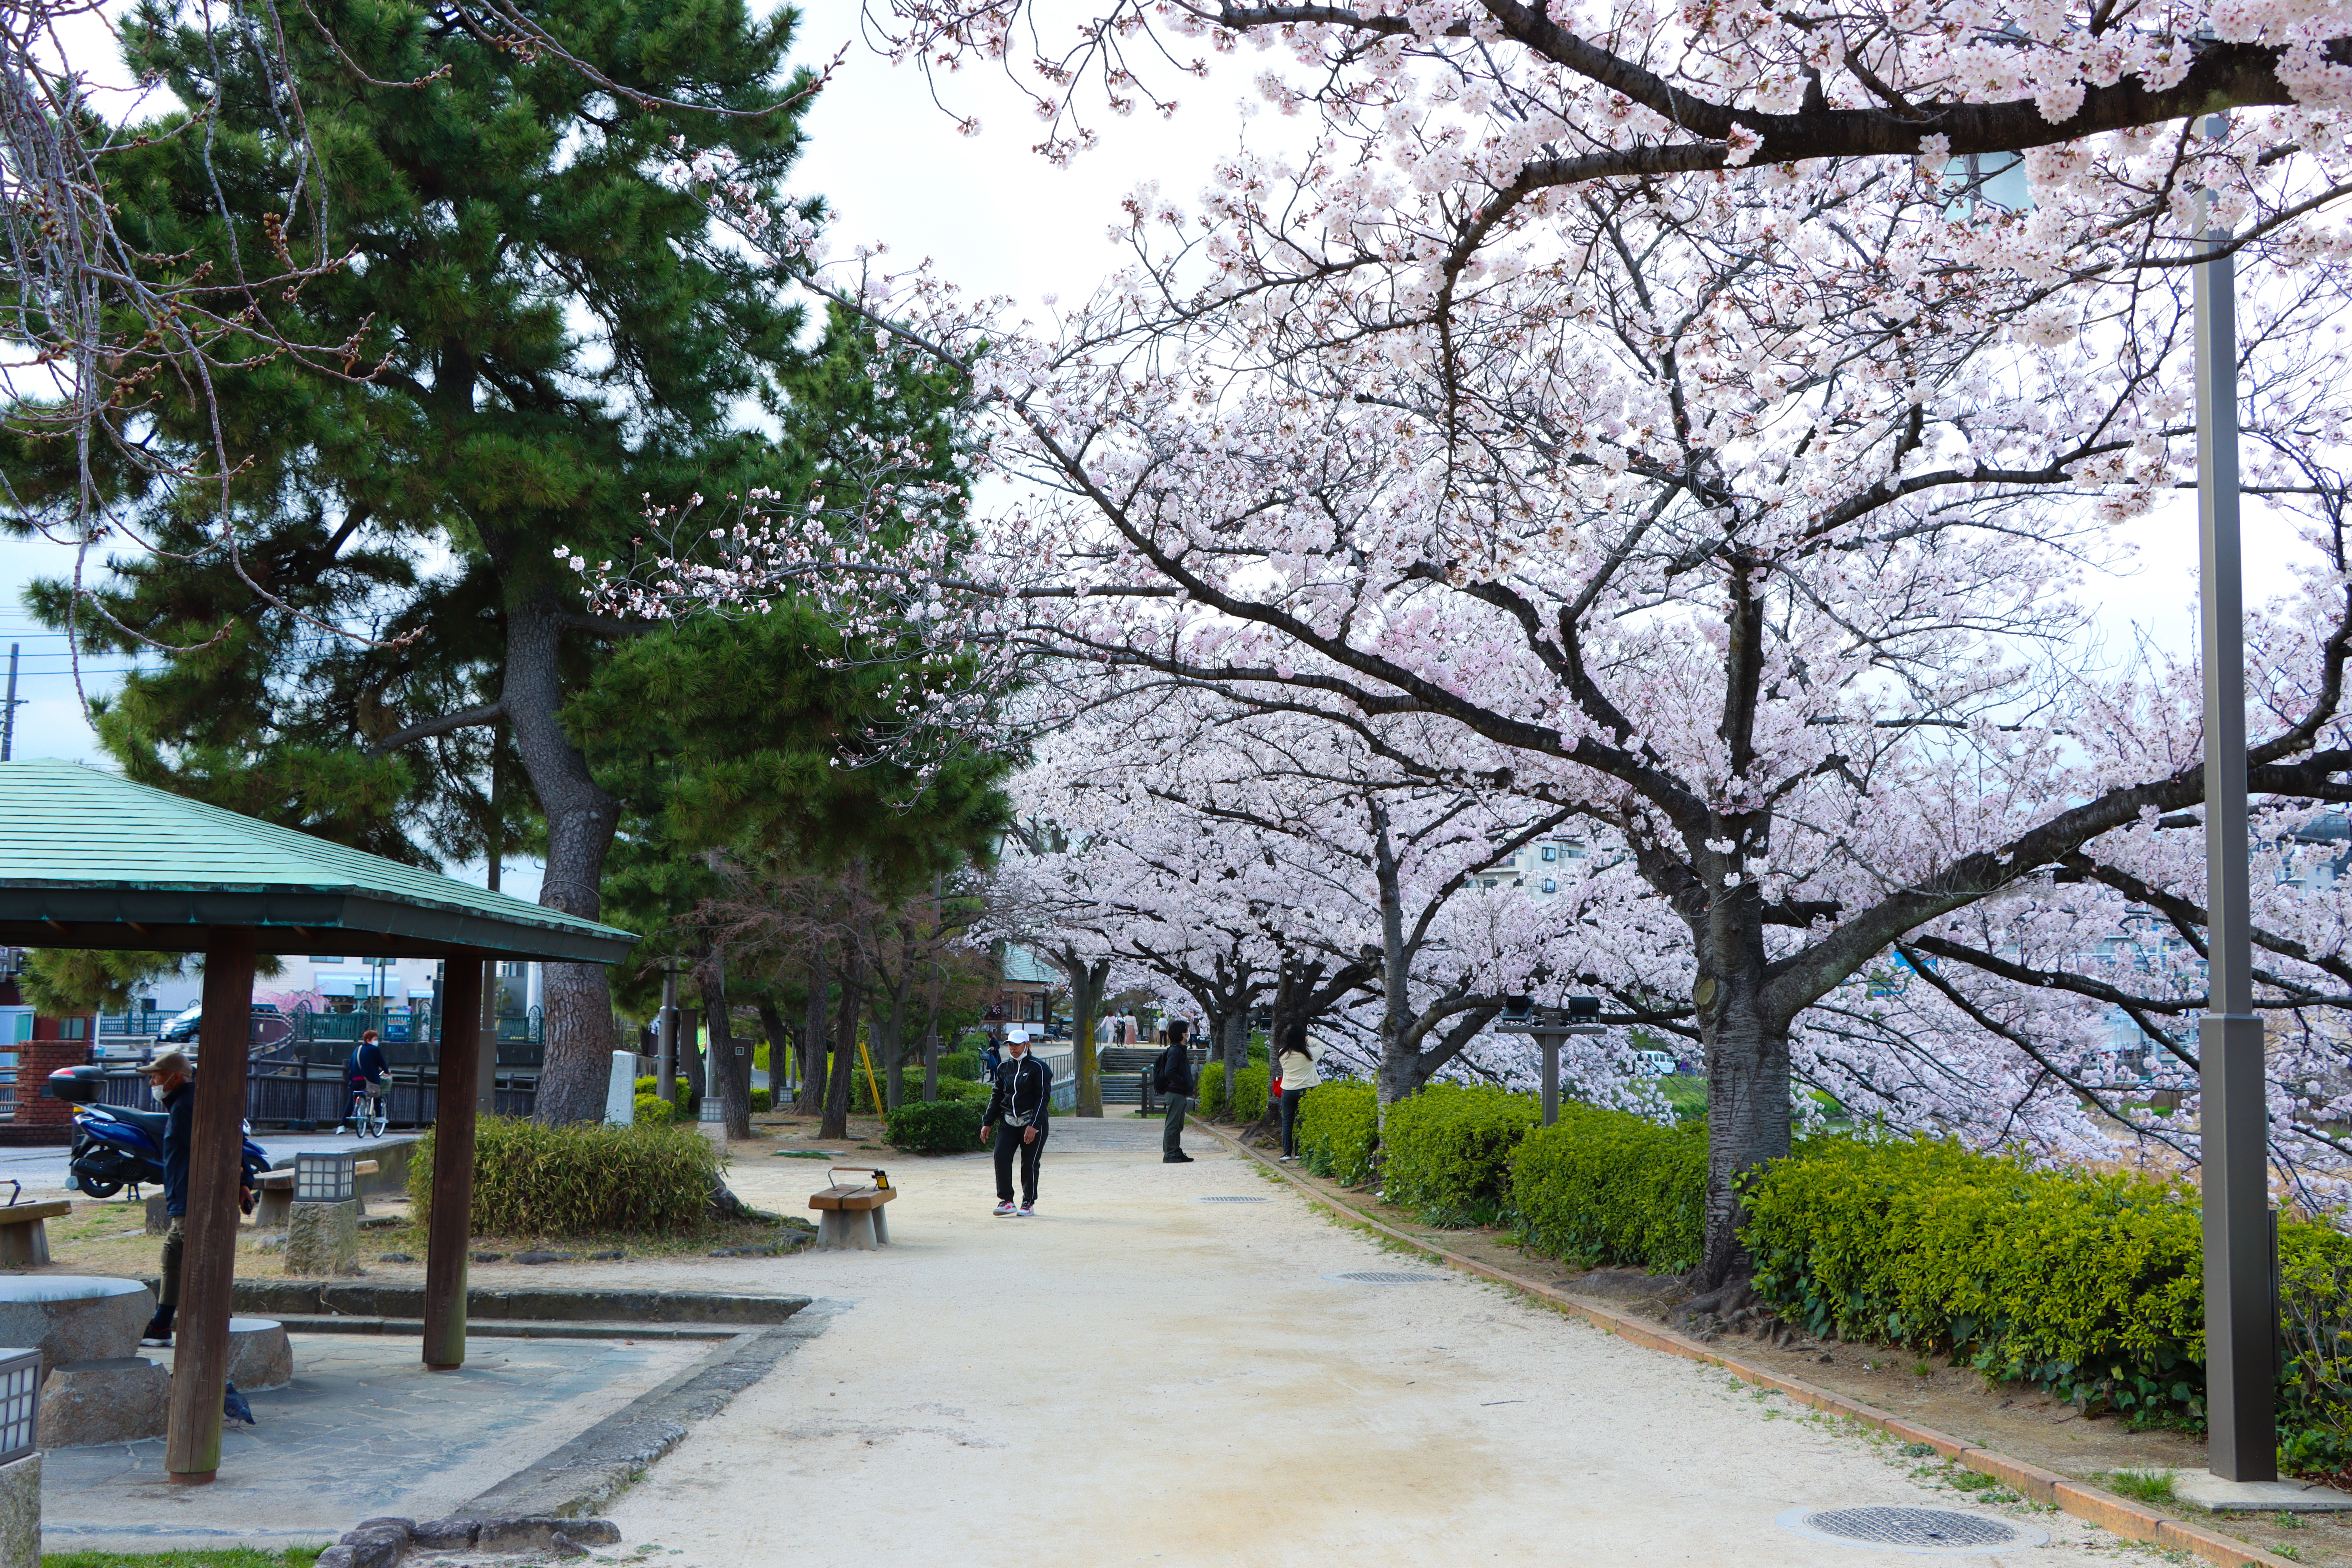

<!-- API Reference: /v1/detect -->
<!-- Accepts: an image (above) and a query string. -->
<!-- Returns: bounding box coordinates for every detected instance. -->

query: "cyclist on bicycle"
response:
[345,1029,389,1134]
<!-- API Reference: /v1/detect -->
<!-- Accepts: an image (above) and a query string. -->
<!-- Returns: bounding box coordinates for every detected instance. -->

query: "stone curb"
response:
[136,1279,812,1325]
[268,1315,745,1342]
[453,1316,829,1520]
[1191,1119,2300,1568]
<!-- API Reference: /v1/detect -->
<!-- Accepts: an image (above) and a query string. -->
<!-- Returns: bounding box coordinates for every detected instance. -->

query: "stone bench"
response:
[0,1200,70,1267]
[226,1315,293,1390]
[253,1159,378,1226]
[808,1176,896,1251]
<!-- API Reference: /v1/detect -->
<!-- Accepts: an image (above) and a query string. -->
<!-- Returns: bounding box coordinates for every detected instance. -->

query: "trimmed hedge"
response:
[1231,1065,1271,1122]
[1194,1061,1226,1120]
[1512,1106,1707,1273]
[886,1098,987,1154]
[938,1050,982,1081]
[939,1077,991,1104]
[411,1118,721,1236]
[1381,1084,1540,1220]
[633,1093,675,1125]
[1296,1082,1379,1185]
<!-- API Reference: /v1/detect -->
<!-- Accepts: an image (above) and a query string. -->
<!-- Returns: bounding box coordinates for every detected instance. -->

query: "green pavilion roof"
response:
[0,759,637,964]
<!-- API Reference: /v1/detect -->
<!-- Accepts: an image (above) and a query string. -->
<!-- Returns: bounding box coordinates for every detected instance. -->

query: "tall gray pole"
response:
[1,643,17,761]
[656,964,679,1105]
[2195,146,2276,1483]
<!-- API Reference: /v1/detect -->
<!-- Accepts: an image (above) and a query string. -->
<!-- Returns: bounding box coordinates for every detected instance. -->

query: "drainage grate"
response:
[1323,1271,1441,1284]
[1197,1196,1269,1203]
[1775,1507,2046,1555]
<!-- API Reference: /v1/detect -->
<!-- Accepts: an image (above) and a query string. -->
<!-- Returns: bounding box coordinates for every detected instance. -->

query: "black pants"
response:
[994,1122,1047,1206]
[1280,1087,1307,1157]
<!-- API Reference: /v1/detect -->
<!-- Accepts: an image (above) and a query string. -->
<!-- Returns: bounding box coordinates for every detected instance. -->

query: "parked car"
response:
[1633,1049,1677,1078]
[156,1002,280,1044]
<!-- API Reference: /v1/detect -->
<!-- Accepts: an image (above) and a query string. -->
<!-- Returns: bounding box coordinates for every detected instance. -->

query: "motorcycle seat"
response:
[92,1105,169,1137]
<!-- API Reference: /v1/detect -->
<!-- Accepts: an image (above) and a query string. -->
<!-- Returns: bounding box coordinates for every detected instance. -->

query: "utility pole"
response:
[1,643,19,761]
[2195,115,2276,1485]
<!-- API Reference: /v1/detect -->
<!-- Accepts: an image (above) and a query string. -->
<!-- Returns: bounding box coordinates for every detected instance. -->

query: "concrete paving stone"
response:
[40,1332,705,1550]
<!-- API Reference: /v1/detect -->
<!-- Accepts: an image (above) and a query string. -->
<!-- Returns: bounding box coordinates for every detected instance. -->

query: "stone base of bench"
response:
[815,1208,888,1250]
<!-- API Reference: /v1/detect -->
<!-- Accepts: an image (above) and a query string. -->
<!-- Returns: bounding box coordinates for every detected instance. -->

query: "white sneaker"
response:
[1017,1203,1036,1218]
[993,1201,1016,1217]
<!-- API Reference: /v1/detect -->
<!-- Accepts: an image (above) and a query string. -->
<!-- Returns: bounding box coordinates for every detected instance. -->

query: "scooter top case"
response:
[45,1064,107,1105]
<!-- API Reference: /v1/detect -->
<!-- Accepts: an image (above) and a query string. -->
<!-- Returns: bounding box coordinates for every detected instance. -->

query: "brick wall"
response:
[0,1037,87,1146]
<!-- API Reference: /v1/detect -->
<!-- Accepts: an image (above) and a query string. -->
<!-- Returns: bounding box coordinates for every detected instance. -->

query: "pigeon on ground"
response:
[222,1382,255,1426]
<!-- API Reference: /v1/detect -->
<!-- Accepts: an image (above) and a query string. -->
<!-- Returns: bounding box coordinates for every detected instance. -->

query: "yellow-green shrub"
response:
[1229,1065,1271,1122]
[1296,1082,1378,1184]
[633,1093,674,1126]
[410,1117,721,1236]
[1382,1083,1539,1221]
[1193,1061,1226,1120]
[1511,1105,1706,1273]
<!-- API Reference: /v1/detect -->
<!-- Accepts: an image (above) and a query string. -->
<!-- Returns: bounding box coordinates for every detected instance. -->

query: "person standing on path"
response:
[1275,1023,1325,1162]
[981,1030,1052,1216]
[139,1049,252,1346]
[1153,1020,1196,1164]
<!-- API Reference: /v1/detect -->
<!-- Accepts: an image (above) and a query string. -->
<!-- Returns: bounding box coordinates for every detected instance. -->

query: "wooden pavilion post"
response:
[165,927,256,1483]
[424,956,483,1369]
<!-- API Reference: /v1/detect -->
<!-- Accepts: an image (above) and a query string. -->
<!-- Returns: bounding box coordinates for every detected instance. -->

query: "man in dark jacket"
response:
[139,1051,196,1346]
[345,1029,389,1132]
[979,1031,1052,1216]
[1153,1020,1196,1164]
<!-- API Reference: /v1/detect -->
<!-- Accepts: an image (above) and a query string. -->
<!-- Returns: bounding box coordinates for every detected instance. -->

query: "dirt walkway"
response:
[607,1117,2161,1568]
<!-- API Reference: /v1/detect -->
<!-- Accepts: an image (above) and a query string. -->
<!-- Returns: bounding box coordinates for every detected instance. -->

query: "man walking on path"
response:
[981,1030,1052,1216]
[1153,1020,1196,1164]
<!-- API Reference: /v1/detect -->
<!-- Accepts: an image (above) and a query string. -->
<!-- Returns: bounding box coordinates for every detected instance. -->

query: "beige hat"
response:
[141,1049,192,1079]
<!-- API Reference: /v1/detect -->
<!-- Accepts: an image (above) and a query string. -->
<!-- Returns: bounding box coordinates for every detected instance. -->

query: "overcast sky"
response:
[0,2,2315,865]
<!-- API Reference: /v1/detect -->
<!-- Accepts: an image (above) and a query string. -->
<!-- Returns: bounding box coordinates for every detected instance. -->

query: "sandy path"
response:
[609,1117,2158,1568]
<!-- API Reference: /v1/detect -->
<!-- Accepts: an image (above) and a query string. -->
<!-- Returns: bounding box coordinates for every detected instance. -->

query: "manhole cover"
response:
[1776,1507,2045,1555]
[1323,1271,1441,1284]
[1197,1196,1269,1203]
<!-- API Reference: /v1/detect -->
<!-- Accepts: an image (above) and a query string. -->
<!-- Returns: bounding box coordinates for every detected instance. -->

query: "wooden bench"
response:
[253,1160,378,1226]
[809,1168,896,1251]
[0,1200,71,1267]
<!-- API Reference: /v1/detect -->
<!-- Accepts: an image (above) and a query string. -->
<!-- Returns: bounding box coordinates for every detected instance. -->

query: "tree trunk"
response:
[704,950,751,1141]
[823,943,863,1141]
[503,595,621,1126]
[755,1000,791,1106]
[1693,961,1789,1292]
[1055,953,1108,1118]
[1222,1010,1249,1115]
[797,946,829,1118]
[920,945,944,1104]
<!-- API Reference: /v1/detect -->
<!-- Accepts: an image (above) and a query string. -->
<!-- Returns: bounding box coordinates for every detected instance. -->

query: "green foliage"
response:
[411,1119,720,1237]
[938,1050,982,1081]
[17,950,187,1015]
[1296,1082,1380,1185]
[635,1076,690,1101]
[43,1550,325,1568]
[885,1098,987,1154]
[938,1077,991,1104]
[632,1094,674,1126]
[1230,1065,1271,1121]
[1511,1105,1709,1274]
[2103,1470,2177,1505]
[752,1088,773,1114]
[1381,1084,1540,1220]
[1193,1061,1226,1120]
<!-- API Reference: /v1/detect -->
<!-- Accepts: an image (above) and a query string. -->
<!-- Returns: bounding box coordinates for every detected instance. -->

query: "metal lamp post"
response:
[1497,997,1609,1125]
[2194,117,2276,1484]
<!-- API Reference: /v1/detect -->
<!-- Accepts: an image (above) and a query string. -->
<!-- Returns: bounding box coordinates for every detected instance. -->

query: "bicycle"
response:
[347,1082,389,1139]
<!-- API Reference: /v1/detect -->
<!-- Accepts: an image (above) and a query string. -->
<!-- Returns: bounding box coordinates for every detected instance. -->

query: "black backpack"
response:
[1151,1043,1184,1094]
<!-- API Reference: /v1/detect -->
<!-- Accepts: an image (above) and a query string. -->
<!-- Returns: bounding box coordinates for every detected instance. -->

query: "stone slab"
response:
[2171,1471,2352,1512]
[150,1279,812,1324]
[0,1454,36,1568]
[0,1277,151,1374]
[36,1356,168,1447]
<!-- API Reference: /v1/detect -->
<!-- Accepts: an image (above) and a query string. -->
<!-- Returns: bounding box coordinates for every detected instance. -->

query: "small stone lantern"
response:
[287,1154,361,1276]
[0,1347,38,1464]
[294,1151,357,1205]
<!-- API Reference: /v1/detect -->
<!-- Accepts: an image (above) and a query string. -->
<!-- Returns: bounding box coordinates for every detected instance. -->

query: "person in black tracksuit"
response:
[980,1033,1053,1215]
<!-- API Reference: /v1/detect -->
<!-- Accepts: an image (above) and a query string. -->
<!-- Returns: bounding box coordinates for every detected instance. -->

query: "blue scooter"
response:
[47,1065,270,1202]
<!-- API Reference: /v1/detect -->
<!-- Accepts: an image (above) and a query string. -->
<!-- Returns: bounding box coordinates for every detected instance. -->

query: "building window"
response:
[309,956,345,963]
[1542,878,1557,893]
[1542,846,1558,862]
[59,1018,87,1040]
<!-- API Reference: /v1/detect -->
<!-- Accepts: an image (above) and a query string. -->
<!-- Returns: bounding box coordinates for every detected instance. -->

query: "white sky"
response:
[0,1,2315,856]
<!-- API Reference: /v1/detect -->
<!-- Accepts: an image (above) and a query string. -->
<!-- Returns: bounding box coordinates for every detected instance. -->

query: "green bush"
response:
[635,1075,690,1101]
[751,1088,772,1113]
[1381,1083,1539,1221]
[854,1066,949,1114]
[885,1097,988,1154]
[633,1093,674,1126]
[1512,1105,1707,1273]
[940,1076,991,1103]
[411,1118,720,1236]
[938,1050,982,1081]
[1230,1065,1271,1122]
[1296,1082,1379,1184]
[1194,1061,1226,1120]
